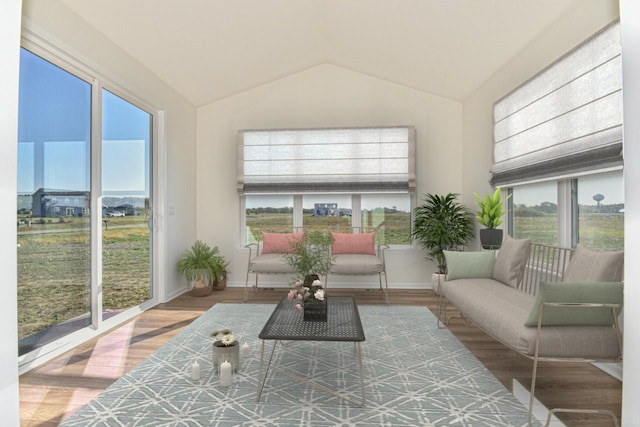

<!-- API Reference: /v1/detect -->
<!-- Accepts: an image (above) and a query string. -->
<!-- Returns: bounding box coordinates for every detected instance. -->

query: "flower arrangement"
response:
[210,328,237,347]
[287,278,326,311]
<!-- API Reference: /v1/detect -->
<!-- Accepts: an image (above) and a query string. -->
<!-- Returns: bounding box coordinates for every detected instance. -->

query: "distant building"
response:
[313,203,338,217]
[31,188,89,217]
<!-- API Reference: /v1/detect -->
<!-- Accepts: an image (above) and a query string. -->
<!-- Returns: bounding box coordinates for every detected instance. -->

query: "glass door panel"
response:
[101,90,153,318]
[17,48,92,355]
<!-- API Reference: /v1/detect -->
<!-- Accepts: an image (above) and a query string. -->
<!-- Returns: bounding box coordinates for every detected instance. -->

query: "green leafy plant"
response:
[177,240,227,286]
[283,232,332,280]
[411,193,474,274]
[474,187,511,229]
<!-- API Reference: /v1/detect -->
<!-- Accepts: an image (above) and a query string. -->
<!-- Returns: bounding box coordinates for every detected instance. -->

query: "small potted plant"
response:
[411,193,474,293]
[283,232,332,285]
[474,187,511,249]
[287,277,327,321]
[177,240,227,297]
[211,328,239,372]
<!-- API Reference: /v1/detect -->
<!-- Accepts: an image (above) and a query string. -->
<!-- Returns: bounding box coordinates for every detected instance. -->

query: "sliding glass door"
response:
[17,47,156,357]
[102,90,153,318]
[17,49,92,354]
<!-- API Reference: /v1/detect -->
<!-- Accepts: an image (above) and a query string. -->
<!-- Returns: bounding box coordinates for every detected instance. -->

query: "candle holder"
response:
[212,341,239,372]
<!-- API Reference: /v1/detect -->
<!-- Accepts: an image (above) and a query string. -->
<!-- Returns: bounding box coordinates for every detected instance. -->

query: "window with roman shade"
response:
[237,126,416,195]
[491,20,622,187]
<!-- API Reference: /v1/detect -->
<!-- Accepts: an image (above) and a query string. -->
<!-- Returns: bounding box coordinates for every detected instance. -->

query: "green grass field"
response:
[17,210,623,343]
[17,216,150,340]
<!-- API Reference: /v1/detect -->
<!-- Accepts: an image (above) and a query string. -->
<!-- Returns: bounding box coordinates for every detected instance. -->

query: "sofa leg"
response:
[381,272,390,304]
[436,294,448,329]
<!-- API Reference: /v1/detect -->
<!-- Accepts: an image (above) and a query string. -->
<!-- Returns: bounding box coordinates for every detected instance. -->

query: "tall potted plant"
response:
[474,187,511,249]
[412,193,474,292]
[177,240,227,297]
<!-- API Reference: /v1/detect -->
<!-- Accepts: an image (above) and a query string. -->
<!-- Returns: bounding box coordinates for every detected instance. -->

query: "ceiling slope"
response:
[60,0,582,106]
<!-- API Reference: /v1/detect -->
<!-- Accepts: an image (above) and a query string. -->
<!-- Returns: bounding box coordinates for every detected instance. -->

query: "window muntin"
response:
[511,181,558,245]
[575,171,624,250]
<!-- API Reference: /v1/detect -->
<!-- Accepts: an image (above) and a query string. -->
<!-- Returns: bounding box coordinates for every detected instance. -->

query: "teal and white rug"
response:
[61,303,537,426]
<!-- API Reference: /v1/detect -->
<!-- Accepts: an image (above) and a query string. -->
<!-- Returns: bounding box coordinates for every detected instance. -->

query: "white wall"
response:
[620,0,640,422]
[0,1,23,425]
[21,1,198,301]
[196,64,464,287]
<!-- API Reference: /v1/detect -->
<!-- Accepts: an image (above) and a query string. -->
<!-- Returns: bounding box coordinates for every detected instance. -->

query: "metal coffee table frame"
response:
[257,296,366,406]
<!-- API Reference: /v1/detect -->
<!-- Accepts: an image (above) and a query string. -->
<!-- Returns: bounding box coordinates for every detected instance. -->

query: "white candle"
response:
[191,360,201,381]
[220,360,232,387]
[241,342,250,358]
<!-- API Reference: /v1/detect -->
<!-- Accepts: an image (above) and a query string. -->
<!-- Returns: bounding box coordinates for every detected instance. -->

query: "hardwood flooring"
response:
[19,288,622,426]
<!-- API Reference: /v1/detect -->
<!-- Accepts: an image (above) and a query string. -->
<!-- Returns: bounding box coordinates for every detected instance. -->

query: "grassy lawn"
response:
[18,211,622,342]
[17,216,150,340]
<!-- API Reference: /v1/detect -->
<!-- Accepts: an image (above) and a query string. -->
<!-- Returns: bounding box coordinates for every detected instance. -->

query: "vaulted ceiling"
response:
[60,0,582,107]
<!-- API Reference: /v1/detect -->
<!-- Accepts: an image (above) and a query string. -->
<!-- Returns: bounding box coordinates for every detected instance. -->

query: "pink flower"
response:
[287,290,295,301]
[295,279,303,286]
[296,294,303,301]
[295,303,302,311]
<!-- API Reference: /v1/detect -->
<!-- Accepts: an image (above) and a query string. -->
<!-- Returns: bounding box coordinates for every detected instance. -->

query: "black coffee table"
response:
[257,296,366,406]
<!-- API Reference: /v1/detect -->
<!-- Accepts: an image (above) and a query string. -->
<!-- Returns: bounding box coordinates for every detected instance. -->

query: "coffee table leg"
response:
[256,339,277,402]
[355,342,365,406]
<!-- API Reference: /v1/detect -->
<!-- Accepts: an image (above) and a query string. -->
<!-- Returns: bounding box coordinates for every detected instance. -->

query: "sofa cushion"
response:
[562,244,624,282]
[492,235,531,288]
[330,254,383,275]
[250,253,296,274]
[524,281,624,327]
[261,232,304,254]
[444,250,496,281]
[331,232,376,255]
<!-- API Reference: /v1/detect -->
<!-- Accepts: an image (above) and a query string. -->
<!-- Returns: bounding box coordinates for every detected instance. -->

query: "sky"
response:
[17,48,150,197]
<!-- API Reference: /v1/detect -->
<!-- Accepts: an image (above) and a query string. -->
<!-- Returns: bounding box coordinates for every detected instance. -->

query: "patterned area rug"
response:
[61,303,536,426]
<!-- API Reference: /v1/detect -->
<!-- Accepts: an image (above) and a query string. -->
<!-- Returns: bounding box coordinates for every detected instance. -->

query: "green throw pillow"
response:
[444,250,496,281]
[524,281,624,327]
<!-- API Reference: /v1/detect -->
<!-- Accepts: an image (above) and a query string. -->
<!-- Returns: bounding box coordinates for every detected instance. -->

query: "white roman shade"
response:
[491,20,622,187]
[237,126,416,194]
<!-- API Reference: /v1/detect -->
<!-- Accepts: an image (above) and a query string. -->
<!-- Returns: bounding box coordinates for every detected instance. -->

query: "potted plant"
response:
[177,240,227,297]
[283,232,332,285]
[474,187,511,249]
[411,193,474,293]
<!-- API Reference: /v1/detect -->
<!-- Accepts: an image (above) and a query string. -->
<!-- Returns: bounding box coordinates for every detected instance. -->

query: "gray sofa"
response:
[437,236,624,424]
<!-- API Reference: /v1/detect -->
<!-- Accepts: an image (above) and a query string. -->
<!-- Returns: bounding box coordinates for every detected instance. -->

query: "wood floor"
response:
[19,287,622,426]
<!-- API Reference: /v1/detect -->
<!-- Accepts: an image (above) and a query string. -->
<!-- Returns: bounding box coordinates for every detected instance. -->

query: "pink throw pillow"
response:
[261,232,303,254]
[331,232,376,255]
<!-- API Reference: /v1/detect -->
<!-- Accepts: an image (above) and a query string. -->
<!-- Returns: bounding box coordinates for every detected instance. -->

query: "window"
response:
[510,182,558,245]
[245,195,294,243]
[497,21,623,250]
[17,48,92,353]
[239,127,416,246]
[17,43,158,361]
[574,170,624,250]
